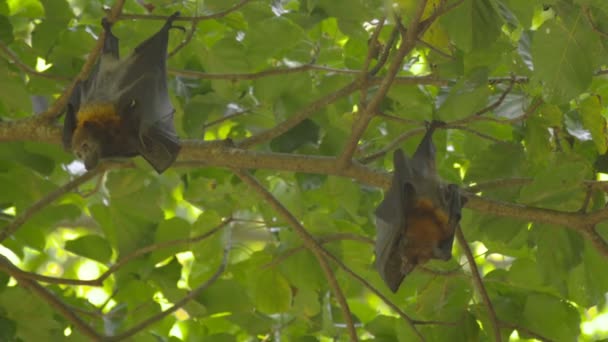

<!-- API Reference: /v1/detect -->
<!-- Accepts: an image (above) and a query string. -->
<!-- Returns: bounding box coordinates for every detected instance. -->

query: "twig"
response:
[0,168,102,243]
[358,17,386,108]
[584,6,608,38]
[369,25,401,76]
[106,228,232,341]
[417,38,453,60]
[202,108,252,129]
[107,0,253,21]
[474,76,516,116]
[234,169,359,342]
[359,127,426,164]
[78,170,107,198]
[449,125,509,144]
[171,64,361,80]
[455,226,502,342]
[499,321,554,342]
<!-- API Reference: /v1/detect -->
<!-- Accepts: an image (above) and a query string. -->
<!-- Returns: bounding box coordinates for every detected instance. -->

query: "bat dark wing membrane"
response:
[114,12,181,173]
[412,123,438,177]
[62,82,81,150]
[434,184,464,260]
[138,116,181,173]
[374,149,417,292]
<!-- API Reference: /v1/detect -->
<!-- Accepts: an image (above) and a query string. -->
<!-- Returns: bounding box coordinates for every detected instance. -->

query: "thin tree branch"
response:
[455,227,502,342]
[263,233,374,269]
[98,217,231,282]
[0,255,103,340]
[499,321,554,342]
[170,64,362,80]
[202,108,253,129]
[369,24,400,76]
[106,228,232,341]
[358,16,386,108]
[234,169,359,342]
[107,0,253,21]
[0,42,71,81]
[337,2,431,170]
[584,6,608,38]
[0,168,102,243]
[2,218,230,286]
[237,80,361,148]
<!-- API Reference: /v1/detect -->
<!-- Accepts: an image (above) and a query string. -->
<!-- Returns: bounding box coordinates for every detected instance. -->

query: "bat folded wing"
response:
[138,115,181,173]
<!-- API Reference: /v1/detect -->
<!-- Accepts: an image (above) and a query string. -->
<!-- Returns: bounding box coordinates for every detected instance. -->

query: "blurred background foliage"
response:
[1,0,608,340]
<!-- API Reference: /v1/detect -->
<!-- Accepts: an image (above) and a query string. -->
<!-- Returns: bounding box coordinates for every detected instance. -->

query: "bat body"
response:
[374,122,464,292]
[63,13,182,173]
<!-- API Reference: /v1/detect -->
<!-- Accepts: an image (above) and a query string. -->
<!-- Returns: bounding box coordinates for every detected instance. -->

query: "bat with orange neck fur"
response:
[374,122,465,292]
[63,13,182,173]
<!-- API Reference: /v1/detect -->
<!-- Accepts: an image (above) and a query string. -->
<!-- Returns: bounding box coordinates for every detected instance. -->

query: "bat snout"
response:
[433,239,453,260]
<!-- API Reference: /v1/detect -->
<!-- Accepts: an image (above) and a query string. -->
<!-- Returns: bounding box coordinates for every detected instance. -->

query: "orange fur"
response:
[72,103,130,152]
[403,198,452,264]
[76,104,121,128]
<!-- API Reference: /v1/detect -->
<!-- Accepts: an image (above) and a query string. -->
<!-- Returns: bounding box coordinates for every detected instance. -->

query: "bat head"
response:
[71,121,102,170]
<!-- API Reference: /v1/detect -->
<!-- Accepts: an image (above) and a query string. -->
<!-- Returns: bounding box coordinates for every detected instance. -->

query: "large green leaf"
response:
[531,19,601,103]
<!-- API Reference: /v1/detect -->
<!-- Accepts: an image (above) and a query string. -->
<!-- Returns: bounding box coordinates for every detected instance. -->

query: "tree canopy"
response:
[1,0,608,341]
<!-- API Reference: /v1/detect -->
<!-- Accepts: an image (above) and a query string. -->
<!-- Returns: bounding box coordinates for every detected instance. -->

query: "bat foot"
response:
[166,11,186,32]
[425,120,446,131]
[101,17,113,32]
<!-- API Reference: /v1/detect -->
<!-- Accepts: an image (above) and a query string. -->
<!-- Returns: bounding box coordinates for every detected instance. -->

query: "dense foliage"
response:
[1,0,608,340]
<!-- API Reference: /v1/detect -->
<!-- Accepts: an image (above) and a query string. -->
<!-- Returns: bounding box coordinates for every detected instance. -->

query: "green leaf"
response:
[440,0,503,52]
[531,20,600,103]
[0,287,62,341]
[579,95,607,154]
[270,119,319,153]
[519,157,589,210]
[65,234,112,263]
[250,268,292,314]
[533,225,583,294]
[437,74,490,120]
[0,15,13,43]
[522,293,580,341]
[0,315,16,341]
[245,17,306,67]
[196,279,252,314]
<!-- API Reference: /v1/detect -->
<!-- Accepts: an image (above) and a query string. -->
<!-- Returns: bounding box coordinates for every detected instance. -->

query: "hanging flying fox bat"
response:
[62,12,182,173]
[374,122,465,292]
